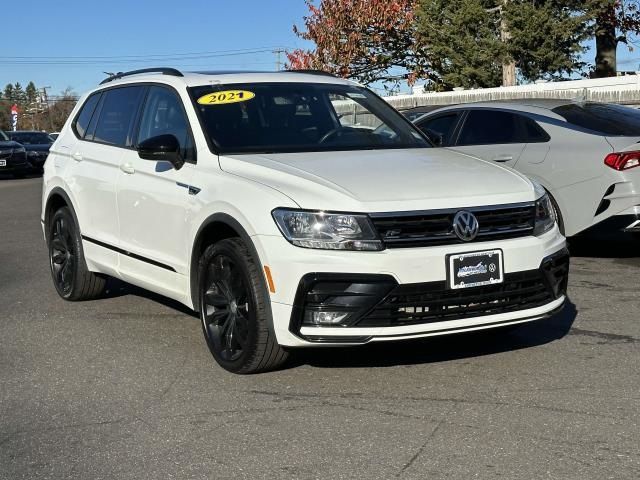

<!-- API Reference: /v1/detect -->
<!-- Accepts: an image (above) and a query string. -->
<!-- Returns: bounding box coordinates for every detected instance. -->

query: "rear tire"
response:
[48,207,106,300]
[198,238,288,374]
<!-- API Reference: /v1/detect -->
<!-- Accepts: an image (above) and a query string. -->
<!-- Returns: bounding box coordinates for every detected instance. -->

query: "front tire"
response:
[198,238,288,374]
[48,207,106,300]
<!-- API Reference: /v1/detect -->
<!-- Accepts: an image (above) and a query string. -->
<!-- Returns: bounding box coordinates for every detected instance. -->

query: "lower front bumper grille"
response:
[357,270,555,327]
[289,249,569,337]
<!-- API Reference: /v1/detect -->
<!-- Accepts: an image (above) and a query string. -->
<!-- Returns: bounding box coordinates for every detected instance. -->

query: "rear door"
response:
[65,86,145,274]
[116,84,197,296]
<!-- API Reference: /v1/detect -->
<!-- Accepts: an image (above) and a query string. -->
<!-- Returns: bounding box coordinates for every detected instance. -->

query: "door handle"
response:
[71,152,83,162]
[493,155,513,163]
[120,163,135,174]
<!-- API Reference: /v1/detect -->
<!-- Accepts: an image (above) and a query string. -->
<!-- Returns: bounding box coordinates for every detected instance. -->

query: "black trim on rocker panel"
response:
[81,235,176,272]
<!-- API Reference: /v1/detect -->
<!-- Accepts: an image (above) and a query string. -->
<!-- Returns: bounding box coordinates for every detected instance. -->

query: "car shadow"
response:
[290,301,577,370]
[101,277,198,318]
[97,275,578,371]
[569,231,639,259]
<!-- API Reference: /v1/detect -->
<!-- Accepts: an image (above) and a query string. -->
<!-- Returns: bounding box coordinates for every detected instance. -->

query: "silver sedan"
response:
[412,100,640,237]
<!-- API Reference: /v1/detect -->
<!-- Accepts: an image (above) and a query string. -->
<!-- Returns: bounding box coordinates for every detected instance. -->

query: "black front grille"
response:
[356,269,556,327]
[371,203,536,248]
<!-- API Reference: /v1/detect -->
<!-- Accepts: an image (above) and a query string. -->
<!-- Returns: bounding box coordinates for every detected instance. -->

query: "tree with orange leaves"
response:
[286,0,426,86]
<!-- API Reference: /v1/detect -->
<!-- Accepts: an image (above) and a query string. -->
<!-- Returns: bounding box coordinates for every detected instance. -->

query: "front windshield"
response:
[189,82,430,154]
[0,130,9,141]
[9,132,53,144]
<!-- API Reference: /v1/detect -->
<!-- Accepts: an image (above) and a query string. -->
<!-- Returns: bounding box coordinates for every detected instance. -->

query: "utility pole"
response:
[273,48,285,71]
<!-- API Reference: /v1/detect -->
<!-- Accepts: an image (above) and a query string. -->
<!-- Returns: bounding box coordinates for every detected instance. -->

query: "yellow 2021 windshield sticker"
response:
[197,90,255,105]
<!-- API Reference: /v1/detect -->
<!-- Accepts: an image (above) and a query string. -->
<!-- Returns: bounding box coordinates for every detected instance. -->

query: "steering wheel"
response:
[318,127,345,144]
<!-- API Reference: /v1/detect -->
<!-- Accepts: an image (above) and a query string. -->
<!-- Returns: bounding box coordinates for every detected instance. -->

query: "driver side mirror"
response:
[137,134,184,170]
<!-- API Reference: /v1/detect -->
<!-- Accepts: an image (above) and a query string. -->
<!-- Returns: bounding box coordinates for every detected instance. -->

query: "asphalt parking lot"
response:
[0,176,638,480]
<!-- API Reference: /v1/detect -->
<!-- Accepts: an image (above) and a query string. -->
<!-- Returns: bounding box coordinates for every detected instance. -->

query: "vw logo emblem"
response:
[453,211,479,242]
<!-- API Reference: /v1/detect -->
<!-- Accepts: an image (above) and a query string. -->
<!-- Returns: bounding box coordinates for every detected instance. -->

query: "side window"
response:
[458,110,520,145]
[137,86,195,162]
[521,115,550,142]
[93,86,145,147]
[416,113,459,146]
[73,93,101,139]
[457,110,549,146]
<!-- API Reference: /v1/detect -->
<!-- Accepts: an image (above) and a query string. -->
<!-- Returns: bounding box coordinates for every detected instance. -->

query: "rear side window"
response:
[457,110,549,145]
[73,93,101,139]
[93,86,145,147]
[552,103,640,136]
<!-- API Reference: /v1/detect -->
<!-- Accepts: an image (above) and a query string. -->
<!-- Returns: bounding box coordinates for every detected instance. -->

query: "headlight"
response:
[14,147,26,154]
[533,193,556,236]
[272,208,383,251]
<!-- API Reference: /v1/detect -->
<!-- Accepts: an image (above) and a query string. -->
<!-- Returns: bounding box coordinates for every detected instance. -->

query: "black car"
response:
[0,129,30,178]
[7,130,54,173]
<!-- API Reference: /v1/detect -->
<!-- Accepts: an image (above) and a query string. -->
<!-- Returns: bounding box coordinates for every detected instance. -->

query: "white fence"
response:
[384,74,640,109]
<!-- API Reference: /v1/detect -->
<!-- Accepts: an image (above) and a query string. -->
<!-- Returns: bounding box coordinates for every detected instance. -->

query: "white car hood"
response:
[220,148,536,212]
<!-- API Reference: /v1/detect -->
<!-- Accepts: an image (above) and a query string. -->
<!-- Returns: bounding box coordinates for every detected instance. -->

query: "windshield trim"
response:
[188,82,431,155]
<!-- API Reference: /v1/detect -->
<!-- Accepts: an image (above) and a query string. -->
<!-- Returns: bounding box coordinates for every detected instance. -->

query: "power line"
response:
[0,46,292,65]
[0,46,289,59]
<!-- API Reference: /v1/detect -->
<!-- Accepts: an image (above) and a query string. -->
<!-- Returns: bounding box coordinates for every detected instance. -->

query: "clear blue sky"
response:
[2,0,640,97]
[2,0,312,95]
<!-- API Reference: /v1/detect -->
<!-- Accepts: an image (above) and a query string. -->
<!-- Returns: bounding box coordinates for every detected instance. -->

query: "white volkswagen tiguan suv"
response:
[42,69,569,373]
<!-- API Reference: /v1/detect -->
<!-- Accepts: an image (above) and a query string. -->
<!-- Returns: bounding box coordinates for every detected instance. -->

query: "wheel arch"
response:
[44,187,81,241]
[189,213,267,313]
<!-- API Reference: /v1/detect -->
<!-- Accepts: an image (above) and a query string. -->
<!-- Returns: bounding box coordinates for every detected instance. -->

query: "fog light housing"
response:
[307,311,351,325]
[290,274,397,332]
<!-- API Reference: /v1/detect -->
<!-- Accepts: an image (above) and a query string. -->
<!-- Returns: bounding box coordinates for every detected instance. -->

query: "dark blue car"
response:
[8,130,54,173]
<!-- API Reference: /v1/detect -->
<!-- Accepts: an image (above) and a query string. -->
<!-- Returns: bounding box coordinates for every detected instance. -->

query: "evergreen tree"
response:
[415,0,589,89]
[4,84,14,102]
[415,0,504,90]
[25,82,38,106]
[13,82,26,107]
[505,1,589,81]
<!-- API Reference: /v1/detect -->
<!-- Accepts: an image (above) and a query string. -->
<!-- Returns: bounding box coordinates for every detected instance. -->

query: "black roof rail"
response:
[100,67,184,85]
[285,69,338,78]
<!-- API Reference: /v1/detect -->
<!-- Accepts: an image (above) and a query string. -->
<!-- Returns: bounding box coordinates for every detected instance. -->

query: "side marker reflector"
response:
[264,266,276,293]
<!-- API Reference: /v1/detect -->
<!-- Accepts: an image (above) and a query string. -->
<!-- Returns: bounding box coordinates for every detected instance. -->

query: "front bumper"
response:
[0,151,29,174]
[258,227,568,347]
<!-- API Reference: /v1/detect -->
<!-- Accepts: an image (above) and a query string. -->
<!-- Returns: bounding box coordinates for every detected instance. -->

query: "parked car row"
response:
[407,100,640,239]
[0,129,54,177]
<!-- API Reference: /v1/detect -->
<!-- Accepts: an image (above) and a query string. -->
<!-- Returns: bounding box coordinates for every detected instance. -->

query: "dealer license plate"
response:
[0,159,6,167]
[448,249,504,290]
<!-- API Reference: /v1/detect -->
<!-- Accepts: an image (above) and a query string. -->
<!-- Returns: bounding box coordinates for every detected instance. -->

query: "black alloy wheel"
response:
[47,206,106,301]
[201,253,251,362]
[198,238,288,374]
[50,213,76,297]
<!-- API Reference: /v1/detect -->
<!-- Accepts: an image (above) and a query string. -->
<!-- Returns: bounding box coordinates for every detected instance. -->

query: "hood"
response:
[220,148,536,212]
